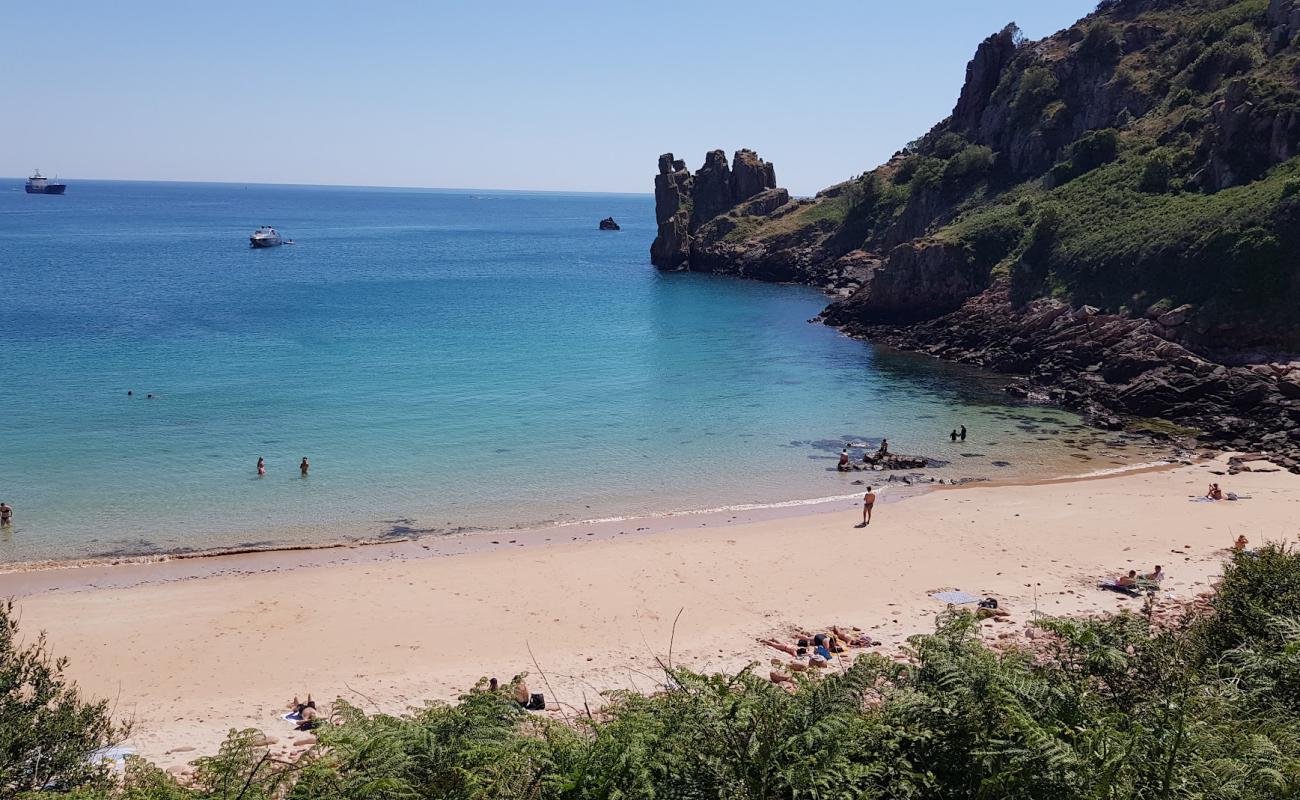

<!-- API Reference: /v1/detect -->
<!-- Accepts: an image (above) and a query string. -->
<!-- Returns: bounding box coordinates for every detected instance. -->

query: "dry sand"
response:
[5,455,1299,767]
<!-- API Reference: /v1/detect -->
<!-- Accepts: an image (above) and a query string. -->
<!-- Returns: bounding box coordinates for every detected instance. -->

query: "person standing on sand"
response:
[959,425,967,441]
[257,457,266,477]
[856,487,876,528]
[300,457,310,476]
[0,502,11,526]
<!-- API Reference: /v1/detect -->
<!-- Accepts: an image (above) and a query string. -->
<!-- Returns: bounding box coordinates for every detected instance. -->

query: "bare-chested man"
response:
[856,487,876,528]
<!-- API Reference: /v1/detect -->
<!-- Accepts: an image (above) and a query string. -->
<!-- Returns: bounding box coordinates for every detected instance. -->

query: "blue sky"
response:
[2,1,1097,194]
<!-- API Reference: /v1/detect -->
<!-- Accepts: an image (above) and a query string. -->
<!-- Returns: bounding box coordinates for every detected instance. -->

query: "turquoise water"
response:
[0,180,1121,564]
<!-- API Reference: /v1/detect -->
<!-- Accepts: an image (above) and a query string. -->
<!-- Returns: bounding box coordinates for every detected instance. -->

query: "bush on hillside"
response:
[942,144,996,186]
[1012,65,1061,122]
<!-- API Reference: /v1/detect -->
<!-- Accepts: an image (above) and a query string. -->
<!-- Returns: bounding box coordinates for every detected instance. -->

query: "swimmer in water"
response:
[257,457,266,477]
[300,457,310,476]
[0,502,11,526]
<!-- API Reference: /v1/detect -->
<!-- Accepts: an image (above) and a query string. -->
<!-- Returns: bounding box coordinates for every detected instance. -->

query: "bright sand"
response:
[7,455,1299,767]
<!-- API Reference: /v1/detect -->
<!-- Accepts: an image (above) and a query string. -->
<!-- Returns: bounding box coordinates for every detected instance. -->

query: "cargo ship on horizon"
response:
[25,169,67,195]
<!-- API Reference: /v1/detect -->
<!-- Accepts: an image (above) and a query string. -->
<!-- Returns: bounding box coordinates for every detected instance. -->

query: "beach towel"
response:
[282,711,303,722]
[930,590,981,604]
[1188,496,1215,503]
[88,746,135,773]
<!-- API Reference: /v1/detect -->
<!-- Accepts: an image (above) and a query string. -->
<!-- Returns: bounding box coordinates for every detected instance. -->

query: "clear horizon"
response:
[3,1,1097,195]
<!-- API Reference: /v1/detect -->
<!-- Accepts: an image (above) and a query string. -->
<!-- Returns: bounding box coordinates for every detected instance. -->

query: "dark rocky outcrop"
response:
[1192,78,1300,191]
[650,149,787,272]
[829,283,1300,469]
[824,241,985,325]
[599,217,620,231]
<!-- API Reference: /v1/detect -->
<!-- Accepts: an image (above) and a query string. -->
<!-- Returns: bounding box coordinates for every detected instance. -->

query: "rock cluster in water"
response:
[598,217,620,231]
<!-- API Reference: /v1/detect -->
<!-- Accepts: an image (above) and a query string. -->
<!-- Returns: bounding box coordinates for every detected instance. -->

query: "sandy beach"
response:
[6,455,1299,768]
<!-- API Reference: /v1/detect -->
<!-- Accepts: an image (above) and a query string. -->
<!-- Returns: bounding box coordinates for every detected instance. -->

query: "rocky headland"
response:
[650,0,1300,470]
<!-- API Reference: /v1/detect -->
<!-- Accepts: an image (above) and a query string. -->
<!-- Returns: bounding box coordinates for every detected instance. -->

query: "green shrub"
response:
[1139,153,1173,193]
[942,144,996,185]
[1188,41,1262,91]
[1050,128,1121,185]
[1080,20,1121,62]
[931,131,969,159]
[0,600,128,796]
[1013,65,1061,122]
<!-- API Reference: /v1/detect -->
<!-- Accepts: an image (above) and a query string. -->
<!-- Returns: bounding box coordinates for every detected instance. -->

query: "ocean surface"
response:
[0,180,1152,564]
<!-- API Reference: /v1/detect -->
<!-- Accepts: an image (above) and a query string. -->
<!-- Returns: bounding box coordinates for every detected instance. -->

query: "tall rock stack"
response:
[650,149,783,270]
[651,154,692,270]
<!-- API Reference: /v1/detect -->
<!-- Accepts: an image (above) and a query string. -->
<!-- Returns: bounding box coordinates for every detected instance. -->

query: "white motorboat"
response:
[249,226,284,248]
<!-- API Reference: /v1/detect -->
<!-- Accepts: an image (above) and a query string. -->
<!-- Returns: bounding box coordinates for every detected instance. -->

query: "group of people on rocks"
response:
[838,426,968,471]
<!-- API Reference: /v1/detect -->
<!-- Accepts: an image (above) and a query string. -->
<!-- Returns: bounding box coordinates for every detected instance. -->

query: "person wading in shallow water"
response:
[855,487,876,528]
[257,457,266,477]
[959,425,967,441]
[0,502,11,526]
[300,457,310,477]
[950,429,958,442]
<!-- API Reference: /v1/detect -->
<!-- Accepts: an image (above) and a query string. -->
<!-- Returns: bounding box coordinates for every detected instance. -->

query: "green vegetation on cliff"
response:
[682,0,1300,347]
[11,544,1300,799]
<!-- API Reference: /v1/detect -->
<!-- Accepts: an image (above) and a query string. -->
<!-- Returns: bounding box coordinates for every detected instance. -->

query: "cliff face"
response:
[651,0,1300,462]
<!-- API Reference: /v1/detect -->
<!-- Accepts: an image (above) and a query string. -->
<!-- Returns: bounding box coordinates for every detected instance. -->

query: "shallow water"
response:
[0,180,1156,563]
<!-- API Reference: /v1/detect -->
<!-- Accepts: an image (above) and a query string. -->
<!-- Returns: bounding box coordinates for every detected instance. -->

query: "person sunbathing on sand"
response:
[1206,483,1224,500]
[296,704,322,730]
[1145,565,1165,583]
[758,638,806,657]
[1233,534,1249,551]
[1117,569,1139,587]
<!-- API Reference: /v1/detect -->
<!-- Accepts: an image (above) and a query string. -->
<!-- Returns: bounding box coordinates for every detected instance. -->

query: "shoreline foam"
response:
[0,457,1178,580]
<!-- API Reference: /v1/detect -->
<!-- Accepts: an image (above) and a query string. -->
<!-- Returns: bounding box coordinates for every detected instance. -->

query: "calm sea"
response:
[0,180,1141,564]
